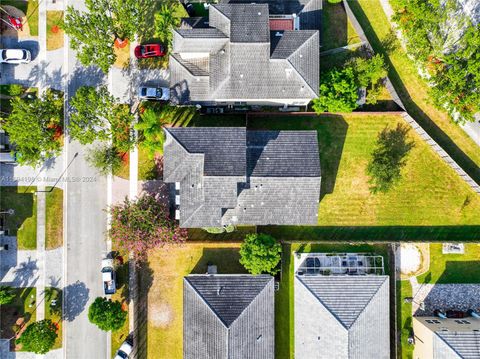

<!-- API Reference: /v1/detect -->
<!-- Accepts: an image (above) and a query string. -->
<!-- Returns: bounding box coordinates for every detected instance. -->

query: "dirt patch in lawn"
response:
[150,302,174,328]
[399,243,430,280]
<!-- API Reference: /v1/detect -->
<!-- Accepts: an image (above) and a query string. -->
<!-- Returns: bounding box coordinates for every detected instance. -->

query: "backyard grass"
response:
[46,11,64,50]
[397,280,414,359]
[347,0,480,185]
[45,188,63,249]
[111,261,130,358]
[275,242,390,359]
[144,243,246,359]
[0,287,36,348]
[44,287,62,349]
[321,1,361,51]
[416,243,480,284]
[0,0,39,36]
[248,114,480,227]
[0,186,37,250]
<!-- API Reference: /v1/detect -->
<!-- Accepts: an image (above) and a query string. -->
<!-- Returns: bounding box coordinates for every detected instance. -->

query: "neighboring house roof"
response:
[170,3,320,104]
[434,331,480,359]
[294,275,390,359]
[183,275,274,359]
[163,127,321,227]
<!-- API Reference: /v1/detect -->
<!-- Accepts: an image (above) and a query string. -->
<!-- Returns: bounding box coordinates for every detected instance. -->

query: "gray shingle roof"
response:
[184,275,274,359]
[434,331,480,359]
[295,275,390,359]
[163,127,321,227]
[169,3,320,104]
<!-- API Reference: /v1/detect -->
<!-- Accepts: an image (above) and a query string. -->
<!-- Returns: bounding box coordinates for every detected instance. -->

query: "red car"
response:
[134,44,166,59]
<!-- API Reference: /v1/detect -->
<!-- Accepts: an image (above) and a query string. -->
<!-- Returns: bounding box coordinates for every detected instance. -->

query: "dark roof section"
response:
[176,28,228,38]
[166,127,246,177]
[180,17,209,29]
[247,130,321,177]
[184,275,275,359]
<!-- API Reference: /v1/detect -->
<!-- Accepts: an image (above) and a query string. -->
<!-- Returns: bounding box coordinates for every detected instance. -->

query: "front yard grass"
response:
[45,187,63,249]
[321,1,361,51]
[416,243,480,284]
[347,0,480,185]
[397,279,414,359]
[248,114,480,227]
[46,11,64,50]
[275,242,390,359]
[44,287,62,349]
[0,287,36,347]
[144,243,246,359]
[0,186,37,250]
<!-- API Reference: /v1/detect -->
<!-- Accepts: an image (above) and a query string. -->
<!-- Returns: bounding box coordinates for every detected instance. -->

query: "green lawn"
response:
[397,280,414,359]
[45,188,63,249]
[46,10,64,50]
[321,1,361,51]
[0,0,39,36]
[111,261,130,358]
[0,186,37,250]
[0,288,36,345]
[275,242,390,359]
[248,114,480,228]
[417,243,480,284]
[347,0,480,185]
[44,287,62,349]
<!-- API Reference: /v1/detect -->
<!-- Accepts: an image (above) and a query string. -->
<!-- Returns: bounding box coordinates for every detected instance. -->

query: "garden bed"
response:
[44,287,62,349]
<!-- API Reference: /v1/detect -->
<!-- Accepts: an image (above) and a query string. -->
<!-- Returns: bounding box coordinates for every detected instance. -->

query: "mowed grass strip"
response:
[397,280,414,359]
[248,114,480,226]
[46,11,64,50]
[417,243,480,284]
[45,187,63,249]
[145,243,247,359]
[347,0,480,182]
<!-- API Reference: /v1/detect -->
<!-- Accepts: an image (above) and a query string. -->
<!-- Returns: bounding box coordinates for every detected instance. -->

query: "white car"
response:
[138,86,170,101]
[114,339,133,359]
[0,49,31,64]
[101,258,116,295]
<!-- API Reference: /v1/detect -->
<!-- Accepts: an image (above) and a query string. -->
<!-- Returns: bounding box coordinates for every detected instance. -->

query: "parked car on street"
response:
[138,86,170,101]
[114,338,133,359]
[101,258,116,295]
[134,44,166,59]
[0,49,31,64]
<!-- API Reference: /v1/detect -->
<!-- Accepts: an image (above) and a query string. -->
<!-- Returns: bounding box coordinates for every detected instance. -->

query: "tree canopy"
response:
[63,0,147,72]
[1,90,63,167]
[109,193,187,261]
[239,233,282,275]
[367,123,415,193]
[88,297,127,331]
[16,319,57,354]
[0,285,16,305]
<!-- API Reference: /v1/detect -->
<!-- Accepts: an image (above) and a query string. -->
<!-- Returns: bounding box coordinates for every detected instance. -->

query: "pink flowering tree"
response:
[109,193,187,261]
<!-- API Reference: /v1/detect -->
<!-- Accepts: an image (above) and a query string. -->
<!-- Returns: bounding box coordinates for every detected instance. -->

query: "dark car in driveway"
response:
[134,44,166,59]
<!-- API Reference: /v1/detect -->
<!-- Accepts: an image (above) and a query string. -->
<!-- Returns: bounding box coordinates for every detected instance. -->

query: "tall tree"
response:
[367,123,415,193]
[69,86,135,152]
[16,319,57,354]
[63,0,146,72]
[88,297,127,331]
[1,90,63,167]
[239,233,282,275]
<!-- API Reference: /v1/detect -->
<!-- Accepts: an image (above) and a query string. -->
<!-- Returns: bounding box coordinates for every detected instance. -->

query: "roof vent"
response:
[220,49,225,54]
[299,54,303,58]
[217,286,224,295]
[275,31,283,37]
[261,202,264,206]
[258,12,261,16]
[240,74,244,78]
[191,184,195,188]
[257,334,262,341]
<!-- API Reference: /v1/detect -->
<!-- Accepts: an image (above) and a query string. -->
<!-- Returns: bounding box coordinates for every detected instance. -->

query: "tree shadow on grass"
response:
[190,248,246,275]
[134,261,153,359]
[347,1,480,184]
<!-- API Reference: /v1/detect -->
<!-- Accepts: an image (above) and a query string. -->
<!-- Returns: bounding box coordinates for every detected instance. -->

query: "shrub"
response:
[88,297,127,331]
[16,319,57,354]
[0,285,16,305]
[8,84,24,96]
[239,233,282,275]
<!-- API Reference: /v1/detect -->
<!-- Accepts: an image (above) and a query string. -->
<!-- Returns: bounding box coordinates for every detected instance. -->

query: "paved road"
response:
[63,0,109,358]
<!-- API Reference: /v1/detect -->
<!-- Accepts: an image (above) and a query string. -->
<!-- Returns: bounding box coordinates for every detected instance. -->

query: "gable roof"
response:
[163,127,321,227]
[184,275,274,359]
[434,331,480,359]
[295,275,390,359]
[169,3,320,104]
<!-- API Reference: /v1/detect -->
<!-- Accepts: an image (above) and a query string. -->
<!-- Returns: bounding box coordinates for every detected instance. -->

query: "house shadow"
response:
[190,248,246,275]
[134,261,153,359]
[434,261,480,285]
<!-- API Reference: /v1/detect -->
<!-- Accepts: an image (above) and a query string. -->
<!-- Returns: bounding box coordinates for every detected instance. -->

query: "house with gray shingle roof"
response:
[294,253,390,359]
[183,274,274,359]
[163,127,321,228]
[413,316,480,359]
[169,1,320,106]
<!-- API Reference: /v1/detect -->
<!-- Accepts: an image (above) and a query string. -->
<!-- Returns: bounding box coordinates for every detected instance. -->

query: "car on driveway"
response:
[138,86,170,101]
[114,338,133,359]
[101,258,116,295]
[134,44,166,59]
[0,49,31,64]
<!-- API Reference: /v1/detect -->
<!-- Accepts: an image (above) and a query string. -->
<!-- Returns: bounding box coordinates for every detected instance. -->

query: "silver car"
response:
[138,86,170,101]
[0,49,31,64]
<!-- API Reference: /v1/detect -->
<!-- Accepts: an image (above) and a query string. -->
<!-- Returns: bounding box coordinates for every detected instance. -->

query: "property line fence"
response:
[342,0,480,195]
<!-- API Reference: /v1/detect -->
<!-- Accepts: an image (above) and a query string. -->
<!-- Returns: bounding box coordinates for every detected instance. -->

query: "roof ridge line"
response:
[435,331,468,358]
